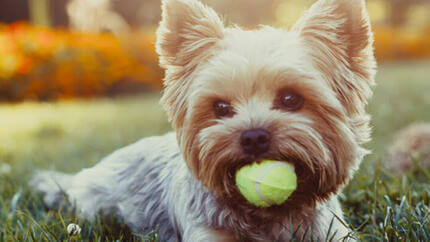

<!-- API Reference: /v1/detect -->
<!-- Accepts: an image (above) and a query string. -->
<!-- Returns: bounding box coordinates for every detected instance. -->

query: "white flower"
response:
[67,223,81,236]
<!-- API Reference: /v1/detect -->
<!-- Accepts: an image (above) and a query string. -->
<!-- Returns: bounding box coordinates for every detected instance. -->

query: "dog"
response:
[31,0,376,240]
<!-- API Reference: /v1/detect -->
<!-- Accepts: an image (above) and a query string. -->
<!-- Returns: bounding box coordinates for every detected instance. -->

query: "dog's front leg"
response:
[182,224,238,242]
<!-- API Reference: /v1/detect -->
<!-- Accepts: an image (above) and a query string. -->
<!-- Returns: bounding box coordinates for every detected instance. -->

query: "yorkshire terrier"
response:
[31,0,376,240]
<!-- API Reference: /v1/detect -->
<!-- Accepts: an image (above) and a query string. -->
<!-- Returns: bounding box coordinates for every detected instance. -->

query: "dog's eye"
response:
[213,101,234,118]
[280,90,304,111]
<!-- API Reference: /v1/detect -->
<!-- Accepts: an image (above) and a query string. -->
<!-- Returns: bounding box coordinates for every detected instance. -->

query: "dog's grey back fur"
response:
[32,133,180,239]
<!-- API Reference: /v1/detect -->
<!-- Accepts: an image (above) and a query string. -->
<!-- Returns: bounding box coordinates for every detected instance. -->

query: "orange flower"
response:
[2,22,428,102]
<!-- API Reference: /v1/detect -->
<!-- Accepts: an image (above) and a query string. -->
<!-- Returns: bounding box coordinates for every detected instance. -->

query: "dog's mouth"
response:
[229,155,302,173]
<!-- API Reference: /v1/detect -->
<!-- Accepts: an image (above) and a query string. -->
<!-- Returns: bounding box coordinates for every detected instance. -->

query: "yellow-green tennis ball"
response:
[235,160,297,207]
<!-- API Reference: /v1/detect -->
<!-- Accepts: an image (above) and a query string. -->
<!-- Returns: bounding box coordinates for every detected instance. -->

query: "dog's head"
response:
[156,0,376,213]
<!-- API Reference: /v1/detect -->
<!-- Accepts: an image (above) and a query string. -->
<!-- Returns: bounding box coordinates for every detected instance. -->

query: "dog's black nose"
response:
[240,129,270,156]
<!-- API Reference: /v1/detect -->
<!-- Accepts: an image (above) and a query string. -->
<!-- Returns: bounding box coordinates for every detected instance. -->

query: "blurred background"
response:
[0,0,429,171]
[0,0,430,101]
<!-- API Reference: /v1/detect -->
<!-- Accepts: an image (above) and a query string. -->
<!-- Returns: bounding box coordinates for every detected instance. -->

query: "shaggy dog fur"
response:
[31,0,377,240]
[384,123,430,172]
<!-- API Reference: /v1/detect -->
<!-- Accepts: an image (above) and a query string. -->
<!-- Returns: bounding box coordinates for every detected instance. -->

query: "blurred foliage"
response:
[1,1,430,102]
[373,26,430,62]
[0,22,162,101]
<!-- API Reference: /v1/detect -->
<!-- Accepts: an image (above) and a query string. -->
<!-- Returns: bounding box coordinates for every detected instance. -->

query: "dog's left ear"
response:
[293,0,376,115]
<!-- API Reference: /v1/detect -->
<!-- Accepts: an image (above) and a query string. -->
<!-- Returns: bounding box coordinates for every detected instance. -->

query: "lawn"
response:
[0,60,429,241]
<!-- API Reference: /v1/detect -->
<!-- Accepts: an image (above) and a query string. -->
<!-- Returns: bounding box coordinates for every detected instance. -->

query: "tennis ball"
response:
[235,160,297,207]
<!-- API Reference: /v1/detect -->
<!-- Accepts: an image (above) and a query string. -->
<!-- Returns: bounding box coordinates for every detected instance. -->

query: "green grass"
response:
[1,60,429,241]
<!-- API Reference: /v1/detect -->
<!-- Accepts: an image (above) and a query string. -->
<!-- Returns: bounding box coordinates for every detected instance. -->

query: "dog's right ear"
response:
[156,0,224,69]
[157,0,224,129]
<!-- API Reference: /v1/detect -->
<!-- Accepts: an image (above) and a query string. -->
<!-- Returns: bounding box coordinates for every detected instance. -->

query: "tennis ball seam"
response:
[235,160,297,207]
[254,162,295,206]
